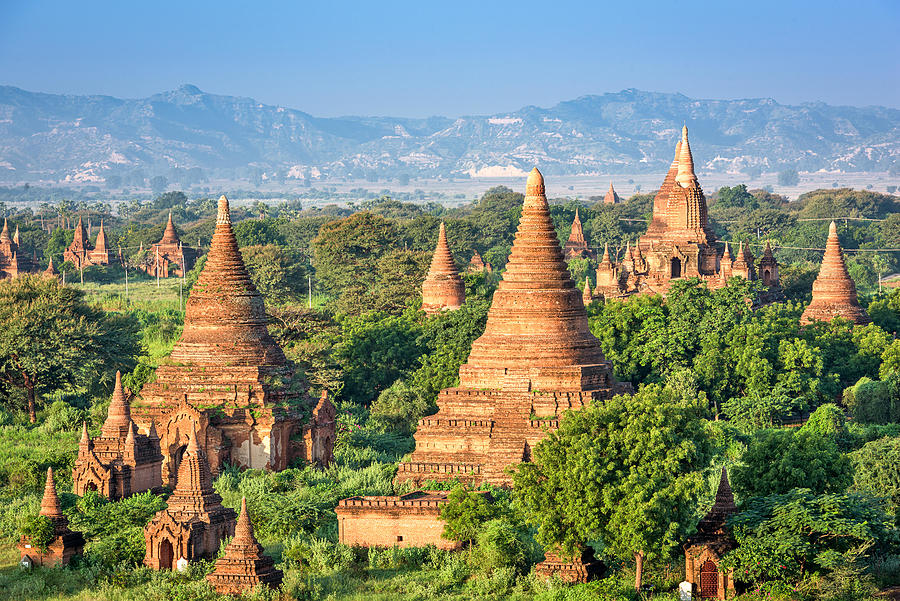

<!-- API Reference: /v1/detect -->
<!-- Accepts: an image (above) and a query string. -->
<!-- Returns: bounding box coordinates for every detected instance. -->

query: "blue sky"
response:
[0,0,897,117]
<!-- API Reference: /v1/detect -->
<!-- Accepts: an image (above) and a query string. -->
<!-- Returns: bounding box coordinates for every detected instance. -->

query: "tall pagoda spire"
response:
[459,167,608,389]
[206,497,283,594]
[801,222,869,325]
[421,222,465,315]
[101,371,132,438]
[0,219,10,243]
[39,468,63,520]
[160,212,179,245]
[568,208,585,244]
[72,217,88,247]
[167,424,221,512]
[645,139,682,239]
[604,182,619,205]
[582,279,592,306]
[675,125,697,187]
[168,195,287,367]
[13,224,20,245]
[95,220,108,252]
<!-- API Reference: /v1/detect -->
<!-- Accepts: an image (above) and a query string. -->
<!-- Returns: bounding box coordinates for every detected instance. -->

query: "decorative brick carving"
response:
[800,221,869,325]
[132,196,333,486]
[19,468,84,567]
[72,371,163,500]
[144,425,236,570]
[684,468,738,600]
[422,222,465,315]
[206,497,283,594]
[397,168,628,487]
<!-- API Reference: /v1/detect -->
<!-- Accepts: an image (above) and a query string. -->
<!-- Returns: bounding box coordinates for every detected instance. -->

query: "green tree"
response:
[851,436,900,523]
[234,218,285,247]
[0,276,140,421]
[240,244,307,304]
[440,485,500,545]
[722,490,896,584]
[716,184,758,209]
[513,383,714,590]
[731,428,852,498]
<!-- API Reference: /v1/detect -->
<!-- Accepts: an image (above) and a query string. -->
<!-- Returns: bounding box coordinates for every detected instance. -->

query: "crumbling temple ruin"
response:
[421,222,466,315]
[684,468,738,600]
[144,426,236,570]
[72,371,163,500]
[593,127,779,299]
[132,196,334,487]
[396,168,629,486]
[18,468,84,567]
[206,497,283,594]
[534,549,603,584]
[800,221,870,325]
[64,217,114,268]
[337,491,469,550]
[0,220,32,278]
[140,212,197,278]
[467,249,491,273]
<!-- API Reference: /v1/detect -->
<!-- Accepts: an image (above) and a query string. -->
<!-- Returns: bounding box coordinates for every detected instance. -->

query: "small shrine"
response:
[684,468,739,600]
[18,468,84,567]
[421,222,466,315]
[800,221,869,325]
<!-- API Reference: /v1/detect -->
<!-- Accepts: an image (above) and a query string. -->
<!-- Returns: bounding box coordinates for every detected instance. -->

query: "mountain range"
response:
[0,85,897,184]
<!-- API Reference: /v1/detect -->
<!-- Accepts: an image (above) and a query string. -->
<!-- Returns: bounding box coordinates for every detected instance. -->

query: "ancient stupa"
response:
[133,195,334,487]
[603,182,619,205]
[18,468,85,566]
[141,212,196,278]
[800,221,870,325]
[684,468,739,600]
[563,208,593,260]
[396,168,629,486]
[421,222,465,315]
[206,498,283,594]
[144,426,236,570]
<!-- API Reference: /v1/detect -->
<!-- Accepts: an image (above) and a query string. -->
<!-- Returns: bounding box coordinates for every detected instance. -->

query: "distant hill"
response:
[0,85,897,183]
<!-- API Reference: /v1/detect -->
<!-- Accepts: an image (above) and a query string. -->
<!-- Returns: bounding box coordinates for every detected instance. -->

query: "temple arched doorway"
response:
[671,257,682,279]
[762,268,772,285]
[699,560,718,598]
[159,539,174,570]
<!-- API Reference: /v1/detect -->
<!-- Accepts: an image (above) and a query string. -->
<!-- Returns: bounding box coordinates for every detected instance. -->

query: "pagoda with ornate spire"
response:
[603,182,619,205]
[421,222,466,315]
[396,169,629,486]
[72,371,163,500]
[206,498,283,594]
[64,216,114,268]
[133,196,334,487]
[684,468,738,600]
[19,468,85,566]
[759,242,780,287]
[595,126,778,297]
[43,256,59,279]
[563,208,594,260]
[144,426,237,570]
[0,218,31,278]
[800,222,870,325]
[141,213,197,278]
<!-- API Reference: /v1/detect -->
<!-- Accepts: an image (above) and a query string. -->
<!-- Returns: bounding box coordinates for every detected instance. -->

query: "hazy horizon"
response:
[1,1,898,118]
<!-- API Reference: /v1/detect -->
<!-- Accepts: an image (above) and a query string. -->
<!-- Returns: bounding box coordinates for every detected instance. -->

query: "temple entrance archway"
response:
[86,482,97,492]
[159,539,174,570]
[671,257,682,279]
[699,560,718,598]
[762,268,772,285]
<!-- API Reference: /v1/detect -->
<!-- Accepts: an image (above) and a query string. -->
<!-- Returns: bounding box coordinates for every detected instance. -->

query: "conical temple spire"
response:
[422,222,465,315]
[101,371,132,438]
[801,221,870,325]
[13,224,20,245]
[604,182,619,205]
[0,219,9,243]
[231,497,260,549]
[171,423,216,500]
[95,220,107,251]
[763,241,774,258]
[600,242,611,264]
[40,467,63,519]
[459,167,609,389]
[582,279,592,305]
[73,216,88,246]
[44,256,58,277]
[169,194,287,367]
[675,125,697,187]
[566,208,586,245]
[160,212,180,244]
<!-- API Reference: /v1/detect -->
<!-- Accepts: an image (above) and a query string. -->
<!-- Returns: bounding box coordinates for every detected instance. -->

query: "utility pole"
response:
[156,246,160,289]
[125,263,129,303]
[180,255,185,311]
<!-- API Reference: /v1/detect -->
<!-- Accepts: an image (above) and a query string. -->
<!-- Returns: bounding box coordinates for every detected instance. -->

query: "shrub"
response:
[19,514,54,552]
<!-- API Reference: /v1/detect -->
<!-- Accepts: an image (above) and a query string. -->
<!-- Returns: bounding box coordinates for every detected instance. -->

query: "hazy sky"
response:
[1,0,897,117]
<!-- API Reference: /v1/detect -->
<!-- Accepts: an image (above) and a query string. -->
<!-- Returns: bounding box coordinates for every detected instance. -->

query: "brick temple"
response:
[421,222,465,315]
[593,126,780,299]
[206,497,283,594]
[18,468,84,567]
[467,249,491,273]
[144,426,236,570]
[684,468,738,600]
[139,212,197,278]
[396,168,629,486]
[800,221,869,325]
[64,217,114,268]
[603,182,620,205]
[534,549,603,584]
[563,209,594,260]
[71,371,163,500]
[0,220,33,278]
[132,195,334,487]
